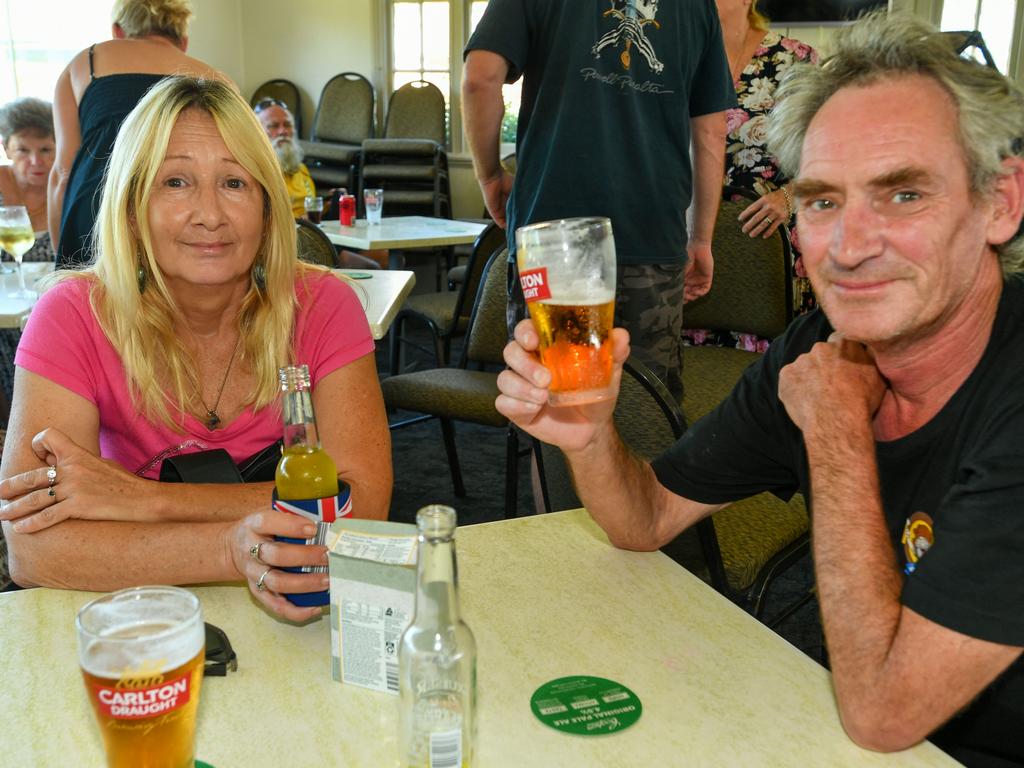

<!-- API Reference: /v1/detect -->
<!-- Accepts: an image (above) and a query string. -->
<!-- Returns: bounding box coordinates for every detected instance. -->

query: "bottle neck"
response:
[414,535,461,626]
[282,389,320,449]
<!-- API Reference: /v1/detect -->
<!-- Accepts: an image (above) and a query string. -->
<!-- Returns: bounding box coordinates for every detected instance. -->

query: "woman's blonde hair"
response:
[749,1,770,31]
[61,76,314,429]
[112,0,193,43]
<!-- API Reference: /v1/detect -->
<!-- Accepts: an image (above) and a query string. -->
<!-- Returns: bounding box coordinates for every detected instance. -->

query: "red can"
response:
[339,194,356,227]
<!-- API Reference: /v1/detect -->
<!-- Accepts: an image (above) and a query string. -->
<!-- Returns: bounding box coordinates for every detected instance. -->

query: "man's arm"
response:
[685,111,727,301]
[462,49,514,227]
[780,338,1023,751]
[497,320,723,548]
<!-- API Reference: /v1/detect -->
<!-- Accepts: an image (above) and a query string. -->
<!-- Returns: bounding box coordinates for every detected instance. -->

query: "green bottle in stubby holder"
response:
[273,364,351,607]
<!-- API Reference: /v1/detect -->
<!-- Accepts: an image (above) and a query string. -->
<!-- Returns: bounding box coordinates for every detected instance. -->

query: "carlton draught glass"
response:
[76,586,205,768]
[516,217,616,406]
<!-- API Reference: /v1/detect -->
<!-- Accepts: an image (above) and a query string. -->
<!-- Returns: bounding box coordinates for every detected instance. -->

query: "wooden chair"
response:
[382,249,521,517]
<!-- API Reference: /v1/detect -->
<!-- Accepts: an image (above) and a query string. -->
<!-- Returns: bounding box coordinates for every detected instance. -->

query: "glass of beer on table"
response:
[76,586,205,768]
[516,217,616,406]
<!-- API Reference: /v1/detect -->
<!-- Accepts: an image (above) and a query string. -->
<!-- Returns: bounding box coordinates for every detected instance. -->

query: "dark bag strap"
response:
[158,441,283,484]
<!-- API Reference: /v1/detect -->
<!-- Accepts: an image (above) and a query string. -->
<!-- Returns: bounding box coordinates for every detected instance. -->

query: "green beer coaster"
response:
[530,675,642,736]
[195,761,216,767]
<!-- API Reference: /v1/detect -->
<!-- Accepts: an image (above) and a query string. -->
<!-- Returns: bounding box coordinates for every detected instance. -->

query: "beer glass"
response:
[363,188,383,225]
[77,586,205,768]
[516,217,616,406]
[303,195,324,225]
[0,206,35,296]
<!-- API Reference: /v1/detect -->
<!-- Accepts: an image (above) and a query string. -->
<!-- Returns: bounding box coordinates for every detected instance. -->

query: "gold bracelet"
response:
[782,186,793,220]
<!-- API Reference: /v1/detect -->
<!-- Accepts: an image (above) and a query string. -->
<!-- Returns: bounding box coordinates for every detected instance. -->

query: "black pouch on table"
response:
[158,441,283,484]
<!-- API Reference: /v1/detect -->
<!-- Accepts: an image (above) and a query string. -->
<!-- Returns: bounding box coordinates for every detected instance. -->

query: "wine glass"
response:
[0,206,36,298]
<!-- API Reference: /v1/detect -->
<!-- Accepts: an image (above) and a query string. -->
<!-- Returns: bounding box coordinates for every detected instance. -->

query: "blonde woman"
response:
[1,77,392,621]
[49,0,223,268]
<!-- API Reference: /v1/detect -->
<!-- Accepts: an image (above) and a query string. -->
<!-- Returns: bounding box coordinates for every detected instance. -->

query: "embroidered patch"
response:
[901,511,935,575]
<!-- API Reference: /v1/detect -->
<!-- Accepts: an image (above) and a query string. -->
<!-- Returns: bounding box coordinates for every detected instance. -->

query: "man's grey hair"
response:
[273,134,304,175]
[767,12,1024,270]
[0,98,54,142]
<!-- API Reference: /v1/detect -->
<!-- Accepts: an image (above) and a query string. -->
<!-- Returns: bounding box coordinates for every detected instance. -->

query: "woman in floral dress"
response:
[686,0,818,352]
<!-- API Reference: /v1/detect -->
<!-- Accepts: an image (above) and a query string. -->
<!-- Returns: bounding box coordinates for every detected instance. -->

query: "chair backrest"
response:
[454,223,506,325]
[683,186,793,339]
[312,72,375,145]
[462,248,509,367]
[537,359,685,513]
[295,219,339,268]
[251,79,302,137]
[384,80,446,143]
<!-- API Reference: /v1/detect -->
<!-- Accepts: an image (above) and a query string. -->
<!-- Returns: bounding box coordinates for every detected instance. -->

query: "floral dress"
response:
[685,30,818,353]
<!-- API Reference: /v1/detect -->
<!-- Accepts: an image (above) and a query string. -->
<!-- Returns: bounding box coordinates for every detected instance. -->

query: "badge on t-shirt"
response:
[901,511,935,575]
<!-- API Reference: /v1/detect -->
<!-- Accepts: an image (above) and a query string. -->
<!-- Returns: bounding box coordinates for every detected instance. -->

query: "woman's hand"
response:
[738,189,790,238]
[226,510,328,622]
[0,428,147,532]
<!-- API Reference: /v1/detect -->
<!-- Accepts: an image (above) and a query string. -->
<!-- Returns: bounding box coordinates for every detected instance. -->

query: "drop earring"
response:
[253,262,266,290]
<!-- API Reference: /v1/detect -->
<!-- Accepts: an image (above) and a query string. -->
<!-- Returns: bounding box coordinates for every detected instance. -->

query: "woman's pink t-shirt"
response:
[16,272,375,478]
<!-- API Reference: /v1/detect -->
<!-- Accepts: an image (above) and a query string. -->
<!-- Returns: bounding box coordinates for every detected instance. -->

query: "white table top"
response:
[0,265,413,340]
[0,510,957,767]
[320,215,488,250]
[334,268,415,340]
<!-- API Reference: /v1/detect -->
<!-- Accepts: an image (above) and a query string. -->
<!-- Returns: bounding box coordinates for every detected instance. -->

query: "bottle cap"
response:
[416,504,457,540]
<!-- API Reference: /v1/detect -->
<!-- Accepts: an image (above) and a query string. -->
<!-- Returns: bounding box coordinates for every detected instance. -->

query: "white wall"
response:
[188,0,245,85]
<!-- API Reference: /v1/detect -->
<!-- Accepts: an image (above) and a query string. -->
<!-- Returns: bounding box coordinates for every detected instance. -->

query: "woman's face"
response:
[146,108,265,296]
[4,131,55,191]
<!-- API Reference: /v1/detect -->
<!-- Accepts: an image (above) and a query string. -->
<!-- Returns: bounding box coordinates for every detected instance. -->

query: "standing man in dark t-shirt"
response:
[463,0,734,401]
[493,13,1024,767]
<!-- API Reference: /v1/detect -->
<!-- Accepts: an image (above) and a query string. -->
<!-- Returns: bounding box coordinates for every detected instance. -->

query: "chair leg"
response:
[504,426,518,518]
[439,418,465,497]
[432,334,447,368]
[389,316,404,376]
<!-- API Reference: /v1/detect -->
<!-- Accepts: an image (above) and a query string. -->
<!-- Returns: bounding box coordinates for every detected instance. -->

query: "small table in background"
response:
[333,268,415,340]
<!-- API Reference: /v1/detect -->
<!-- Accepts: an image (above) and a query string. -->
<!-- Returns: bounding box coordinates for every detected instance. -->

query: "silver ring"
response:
[249,542,264,562]
[46,466,56,487]
[256,567,272,592]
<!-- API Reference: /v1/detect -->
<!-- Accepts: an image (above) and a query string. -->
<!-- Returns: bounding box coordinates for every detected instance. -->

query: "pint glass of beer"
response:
[76,586,205,768]
[516,217,616,406]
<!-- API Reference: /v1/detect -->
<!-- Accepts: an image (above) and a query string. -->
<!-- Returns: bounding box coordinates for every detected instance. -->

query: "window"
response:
[0,0,112,105]
[940,0,1016,73]
[384,0,521,152]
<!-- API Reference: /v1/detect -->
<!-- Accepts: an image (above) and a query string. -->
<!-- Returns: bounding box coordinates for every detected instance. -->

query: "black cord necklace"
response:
[200,337,239,429]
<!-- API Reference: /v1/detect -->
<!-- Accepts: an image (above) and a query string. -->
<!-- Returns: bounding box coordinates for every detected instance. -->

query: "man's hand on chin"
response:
[778,332,888,437]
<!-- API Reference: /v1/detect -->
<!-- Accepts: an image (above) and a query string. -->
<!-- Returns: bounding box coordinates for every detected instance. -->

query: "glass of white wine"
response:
[0,206,36,299]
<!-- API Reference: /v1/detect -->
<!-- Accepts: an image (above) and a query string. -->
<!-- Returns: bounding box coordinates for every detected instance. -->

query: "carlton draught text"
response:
[529,297,614,402]
[77,587,205,768]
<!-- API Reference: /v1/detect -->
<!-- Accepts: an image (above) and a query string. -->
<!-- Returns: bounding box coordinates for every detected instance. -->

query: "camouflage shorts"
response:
[508,256,686,403]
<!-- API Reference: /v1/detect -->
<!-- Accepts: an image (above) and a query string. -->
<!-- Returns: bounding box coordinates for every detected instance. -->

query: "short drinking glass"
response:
[0,205,35,297]
[303,195,324,224]
[364,188,383,225]
[77,586,205,768]
[516,217,616,406]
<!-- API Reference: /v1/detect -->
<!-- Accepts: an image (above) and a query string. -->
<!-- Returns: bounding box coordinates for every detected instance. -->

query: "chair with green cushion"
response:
[295,218,339,268]
[389,223,505,375]
[534,359,810,624]
[299,72,375,189]
[382,248,521,517]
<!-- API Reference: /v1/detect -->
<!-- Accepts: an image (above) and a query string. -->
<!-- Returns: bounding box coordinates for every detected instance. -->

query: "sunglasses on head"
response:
[254,98,289,113]
[203,622,237,677]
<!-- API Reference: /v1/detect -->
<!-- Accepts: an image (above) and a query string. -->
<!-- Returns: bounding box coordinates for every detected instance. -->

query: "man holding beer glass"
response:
[496,14,1024,767]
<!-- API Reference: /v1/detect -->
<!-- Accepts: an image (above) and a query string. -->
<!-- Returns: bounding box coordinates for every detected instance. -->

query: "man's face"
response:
[794,75,997,347]
[257,105,294,142]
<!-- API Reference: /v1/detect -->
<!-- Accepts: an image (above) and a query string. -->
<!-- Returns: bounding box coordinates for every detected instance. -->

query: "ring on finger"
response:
[47,466,57,487]
[256,567,272,592]
[249,542,264,563]
[764,216,774,225]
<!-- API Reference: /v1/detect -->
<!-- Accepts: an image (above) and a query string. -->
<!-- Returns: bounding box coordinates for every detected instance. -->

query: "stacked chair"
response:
[358,80,451,219]
[250,79,302,136]
[298,73,375,191]
[382,248,522,518]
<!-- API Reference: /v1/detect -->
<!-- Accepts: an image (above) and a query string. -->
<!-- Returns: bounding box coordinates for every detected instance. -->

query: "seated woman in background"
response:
[0,77,392,621]
[0,98,56,262]
[50,0,223,268]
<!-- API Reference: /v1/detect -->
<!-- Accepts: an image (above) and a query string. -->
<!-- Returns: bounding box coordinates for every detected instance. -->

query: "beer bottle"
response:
[273,364,351,607]
[399,505,477,768]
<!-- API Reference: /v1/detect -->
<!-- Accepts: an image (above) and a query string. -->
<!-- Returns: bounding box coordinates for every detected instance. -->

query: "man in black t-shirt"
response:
[495,13,1024,767]
[462,0,734,400]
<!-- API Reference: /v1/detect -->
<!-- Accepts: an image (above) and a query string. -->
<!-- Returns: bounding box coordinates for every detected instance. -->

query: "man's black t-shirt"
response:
[652,274,1024,767]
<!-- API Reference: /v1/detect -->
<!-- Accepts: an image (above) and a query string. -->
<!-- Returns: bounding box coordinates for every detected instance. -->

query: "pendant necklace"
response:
[199,337,239,429]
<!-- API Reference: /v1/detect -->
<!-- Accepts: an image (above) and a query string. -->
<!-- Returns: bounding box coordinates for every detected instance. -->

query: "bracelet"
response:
[781,186,793,220]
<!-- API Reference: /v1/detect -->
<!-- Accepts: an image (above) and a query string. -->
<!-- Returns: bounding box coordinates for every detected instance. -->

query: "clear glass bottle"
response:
[399,505,477,768]
[276,364,339,501]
